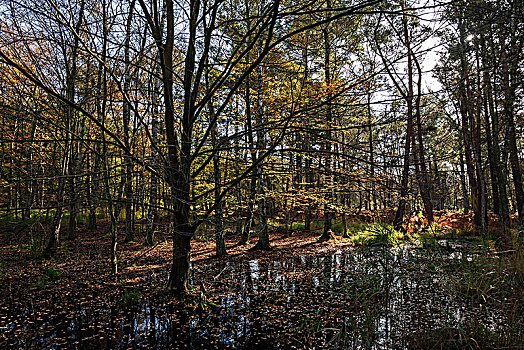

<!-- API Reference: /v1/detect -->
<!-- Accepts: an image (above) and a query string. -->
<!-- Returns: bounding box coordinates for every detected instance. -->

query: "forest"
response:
[0,0,523,348]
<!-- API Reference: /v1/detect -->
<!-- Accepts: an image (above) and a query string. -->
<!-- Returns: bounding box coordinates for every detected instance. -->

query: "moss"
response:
[44,266,62,281]
[119,290,142,307]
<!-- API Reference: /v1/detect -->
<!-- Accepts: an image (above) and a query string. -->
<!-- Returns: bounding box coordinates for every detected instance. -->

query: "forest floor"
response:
[0,211,523,349]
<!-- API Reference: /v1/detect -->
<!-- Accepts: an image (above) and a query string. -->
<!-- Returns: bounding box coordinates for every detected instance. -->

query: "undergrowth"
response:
[44,266,62,281]
[119,290,142,307]
[349,223,404,246]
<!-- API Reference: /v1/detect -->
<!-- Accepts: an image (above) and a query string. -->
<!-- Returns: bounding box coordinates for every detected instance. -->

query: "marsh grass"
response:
[119,290,142,308]
[44,266,62,281]
[348,223,404,246]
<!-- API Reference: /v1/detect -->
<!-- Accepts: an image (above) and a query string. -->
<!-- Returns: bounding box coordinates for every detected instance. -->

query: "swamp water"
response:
[0,242,510,349]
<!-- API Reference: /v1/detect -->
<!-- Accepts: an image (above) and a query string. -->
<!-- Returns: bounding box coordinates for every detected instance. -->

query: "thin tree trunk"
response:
[206,62,227,257]
[412,51,434,223]
[501,47,524,221]
[146,59,160,246]
[123,0,136,242]
[67,1,85,238]
[251,47,271,251]
[375,7,415,231]
[484,31,510,229]
[99,1,118,275]
[240,74,256,245]
[45,1,84,256]
[457,18,481,227]
[320,2,334,240]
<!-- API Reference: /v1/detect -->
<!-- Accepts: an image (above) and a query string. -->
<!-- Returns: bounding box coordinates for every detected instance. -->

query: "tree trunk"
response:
[484,32,510,229]
[240,75,256,245]
[206,64,227,257]
[146,59,160,246]
[375,6,416,231]
[167,230,193,293]
[45,0,85,256]
[320,3,334,240]
[67,1,85,239]
[251,50,271,251]
[165,0,201,294]
[457,18,481,227]
[501,48,524,221]
[412,51,434,224]
[123,0,136,242]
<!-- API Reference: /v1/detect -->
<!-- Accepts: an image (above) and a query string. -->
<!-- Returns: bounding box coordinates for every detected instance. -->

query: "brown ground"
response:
[0,223,357,303]
[0,210,510,300]
[0,211,520,349]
